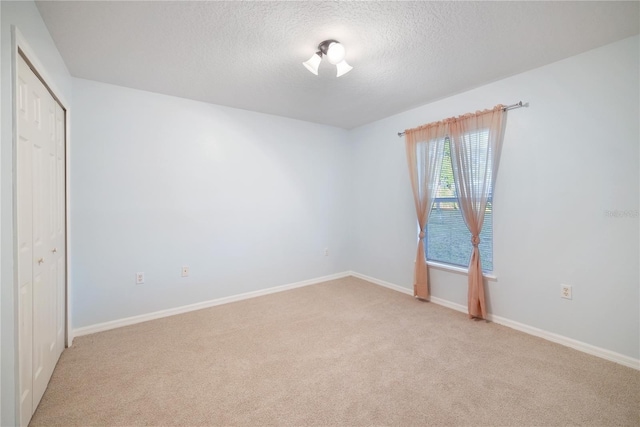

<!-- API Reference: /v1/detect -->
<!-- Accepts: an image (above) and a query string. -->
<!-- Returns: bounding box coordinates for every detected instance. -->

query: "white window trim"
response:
[427,260,497,281]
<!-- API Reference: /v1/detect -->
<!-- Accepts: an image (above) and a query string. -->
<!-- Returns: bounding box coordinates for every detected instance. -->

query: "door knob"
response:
[37,258,44,264]
[52,248,57,253]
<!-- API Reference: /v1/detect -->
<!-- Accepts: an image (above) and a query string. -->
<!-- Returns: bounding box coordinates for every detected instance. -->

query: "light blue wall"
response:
[349,35,640,359]
[70,78,352,330]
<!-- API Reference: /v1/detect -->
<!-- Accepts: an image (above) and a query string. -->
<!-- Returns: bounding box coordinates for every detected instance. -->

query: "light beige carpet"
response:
[30,277,639,426]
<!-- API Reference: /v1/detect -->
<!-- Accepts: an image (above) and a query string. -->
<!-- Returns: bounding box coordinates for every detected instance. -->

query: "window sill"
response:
[426,261,497,281]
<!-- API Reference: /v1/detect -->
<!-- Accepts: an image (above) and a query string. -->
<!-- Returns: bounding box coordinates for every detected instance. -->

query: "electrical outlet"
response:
[136,272,145,284]
[181,266,189,277]
[561,284,572,300]
[324,248,329,256]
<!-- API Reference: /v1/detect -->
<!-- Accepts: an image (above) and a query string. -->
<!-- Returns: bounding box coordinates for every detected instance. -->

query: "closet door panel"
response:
[30,71,49,409]
[17,53,67,426]
[54,102,66,353]
[27,60,57,410]
[17,56,34,427]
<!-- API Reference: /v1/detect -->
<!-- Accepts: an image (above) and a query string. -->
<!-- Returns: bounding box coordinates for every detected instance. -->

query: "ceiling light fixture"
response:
[303,40,353,77]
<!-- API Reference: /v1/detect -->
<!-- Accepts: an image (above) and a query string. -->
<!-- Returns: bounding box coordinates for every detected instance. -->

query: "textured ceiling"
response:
[36,1,639,129]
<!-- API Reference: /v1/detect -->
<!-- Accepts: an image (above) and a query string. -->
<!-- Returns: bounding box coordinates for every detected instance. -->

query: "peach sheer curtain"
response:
[404,123,446,299]
[449,105,505,319]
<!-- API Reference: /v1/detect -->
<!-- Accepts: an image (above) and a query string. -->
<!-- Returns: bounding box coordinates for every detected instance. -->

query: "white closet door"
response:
[54,102,66,355]
[32,76,58,407]
[17,54,35,427]
[17,54,66,426]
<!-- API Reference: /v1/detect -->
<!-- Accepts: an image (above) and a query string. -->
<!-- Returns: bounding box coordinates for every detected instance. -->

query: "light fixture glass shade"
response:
[326,42,346,65]
[335,59,353,77]
[302,53,321,75]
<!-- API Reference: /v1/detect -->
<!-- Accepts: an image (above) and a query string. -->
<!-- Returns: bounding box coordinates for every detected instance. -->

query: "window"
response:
[425,136,493,272]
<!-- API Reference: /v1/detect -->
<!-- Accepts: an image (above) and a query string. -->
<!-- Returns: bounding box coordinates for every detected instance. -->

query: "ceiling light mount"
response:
[317,39,339,58]
[303,39,353,77]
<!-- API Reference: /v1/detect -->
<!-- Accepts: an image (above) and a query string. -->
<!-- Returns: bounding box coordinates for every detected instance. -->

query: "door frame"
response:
[11,25,72,423]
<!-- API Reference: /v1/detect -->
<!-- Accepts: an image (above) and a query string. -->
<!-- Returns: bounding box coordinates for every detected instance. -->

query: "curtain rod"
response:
[397,101,527,137]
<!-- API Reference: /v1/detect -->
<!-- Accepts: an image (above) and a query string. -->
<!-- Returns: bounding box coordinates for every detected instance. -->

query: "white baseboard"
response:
[349,271,640,371]
[73,271,351,338]
[484,313,640,371]
[72,269,639,371]
[350,271,414,296]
